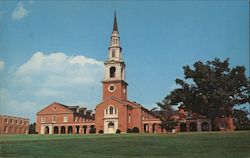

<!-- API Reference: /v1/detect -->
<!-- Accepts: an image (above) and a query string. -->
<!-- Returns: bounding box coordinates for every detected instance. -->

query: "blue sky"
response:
[0,0,249,122]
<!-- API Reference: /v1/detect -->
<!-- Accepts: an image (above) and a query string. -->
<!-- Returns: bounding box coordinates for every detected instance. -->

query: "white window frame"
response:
[41,117,45,123]
[63,116,68,123]
[52,115,56,123]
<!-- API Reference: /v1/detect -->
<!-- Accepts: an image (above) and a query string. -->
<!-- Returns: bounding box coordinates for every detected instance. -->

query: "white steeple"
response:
[108,11,123,62]
[104,12,126,81]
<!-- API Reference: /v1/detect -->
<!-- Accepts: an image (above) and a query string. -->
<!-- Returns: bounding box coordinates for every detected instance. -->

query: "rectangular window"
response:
[15,120,18,124]
[5,118,8,123]
[128,114,131,123]
[112,49,115,57]
[41,117,45,123]
[52,115,56,123]
[63,116,68,123]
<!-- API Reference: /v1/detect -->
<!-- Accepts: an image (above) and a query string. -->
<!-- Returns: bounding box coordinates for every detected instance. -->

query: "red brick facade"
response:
[36,102,95,134]
[172,106,234,132]
[35,14,234,134]
[0,115,29,134]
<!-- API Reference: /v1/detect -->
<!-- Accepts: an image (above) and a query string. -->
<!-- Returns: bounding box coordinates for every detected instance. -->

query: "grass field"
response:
[0,131,249,158]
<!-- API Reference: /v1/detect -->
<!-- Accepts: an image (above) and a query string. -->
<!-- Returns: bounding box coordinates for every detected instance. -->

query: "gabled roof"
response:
[36,102,74,115]
[96,97,159,118]
[96,96,126,108]
[125,100,160,118]
[124,100,141,108]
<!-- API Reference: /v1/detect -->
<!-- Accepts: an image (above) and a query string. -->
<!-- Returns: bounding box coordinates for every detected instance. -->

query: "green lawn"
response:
[0,131,249,158]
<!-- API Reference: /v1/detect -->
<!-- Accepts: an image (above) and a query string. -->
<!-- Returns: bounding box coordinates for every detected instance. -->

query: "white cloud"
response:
[0,60,4,71]
[16,52,103,86]
[12,1,28,20]
[0,52,104,122]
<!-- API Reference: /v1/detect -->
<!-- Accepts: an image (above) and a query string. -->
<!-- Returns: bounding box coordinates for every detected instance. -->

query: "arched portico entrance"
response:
[54,126,59,134]
[44,126,49,134]
[108,122,115,134]
[180,123,187,132]
[61,126,65,134]
[68,126,73,134]
[201,122,209,131]
[189,122,197,132]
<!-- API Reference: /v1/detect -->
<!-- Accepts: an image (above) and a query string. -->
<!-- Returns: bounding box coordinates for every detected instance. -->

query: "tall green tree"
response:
[157,100,177,131]
[158,58,249,130]
[29,122,37,134]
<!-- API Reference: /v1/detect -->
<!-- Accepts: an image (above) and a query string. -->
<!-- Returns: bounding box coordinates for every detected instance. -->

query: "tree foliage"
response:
[157,100,177,131]
[233,109,250,130]
[29,122,37,134]
[158,58,249,130]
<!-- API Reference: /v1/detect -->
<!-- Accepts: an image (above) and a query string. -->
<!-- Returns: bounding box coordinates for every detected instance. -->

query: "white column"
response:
[49,125,53,134]
[41,125,44,134]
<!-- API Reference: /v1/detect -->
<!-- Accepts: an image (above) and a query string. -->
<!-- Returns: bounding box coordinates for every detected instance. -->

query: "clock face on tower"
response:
[108,84,116,92]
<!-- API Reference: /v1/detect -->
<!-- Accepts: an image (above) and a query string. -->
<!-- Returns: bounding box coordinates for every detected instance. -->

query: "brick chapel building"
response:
[36,14,234,134]
[36,14,162,134]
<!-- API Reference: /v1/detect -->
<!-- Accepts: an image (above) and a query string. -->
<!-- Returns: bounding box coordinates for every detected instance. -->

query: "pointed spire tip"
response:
[113,11,118,31]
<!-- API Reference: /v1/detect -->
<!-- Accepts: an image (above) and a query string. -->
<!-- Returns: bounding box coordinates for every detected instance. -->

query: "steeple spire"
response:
[102,11,127,101]
[113,11,118,31]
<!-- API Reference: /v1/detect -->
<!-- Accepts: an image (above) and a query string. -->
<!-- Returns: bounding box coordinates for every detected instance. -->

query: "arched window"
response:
[110,67,116,78]
[110,106,114,115]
